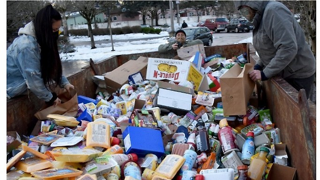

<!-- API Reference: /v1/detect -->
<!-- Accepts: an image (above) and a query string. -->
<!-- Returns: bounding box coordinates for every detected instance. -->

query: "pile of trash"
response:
[7,44,296,180]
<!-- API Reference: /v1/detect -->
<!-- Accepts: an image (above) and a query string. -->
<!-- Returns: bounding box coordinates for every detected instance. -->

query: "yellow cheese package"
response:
[155,154,185,179]
[49,147,103,163]
[78,174,97,180]
[86,121,111,149]
[31,167,82,180]
[15,157,52,173]
[7,150,27,171]
[47,114,79,127]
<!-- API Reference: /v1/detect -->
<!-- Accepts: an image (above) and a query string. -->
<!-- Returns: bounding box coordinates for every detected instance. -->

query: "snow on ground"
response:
[61,31,252,63]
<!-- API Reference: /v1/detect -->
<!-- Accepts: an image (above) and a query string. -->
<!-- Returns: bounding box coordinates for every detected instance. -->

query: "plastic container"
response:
[237,165,249,180]
[241,131,255,164]
[195,120,210,154]
[110,153,138,166]
[103,145,124,155]
[123,161,142,180]
[218,119,238,154]
[247,147,270,180]
[179,149,197,175]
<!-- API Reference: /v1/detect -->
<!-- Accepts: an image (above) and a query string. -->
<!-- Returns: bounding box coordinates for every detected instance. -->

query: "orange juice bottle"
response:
[247,147,270,180]
[103,145,124,155]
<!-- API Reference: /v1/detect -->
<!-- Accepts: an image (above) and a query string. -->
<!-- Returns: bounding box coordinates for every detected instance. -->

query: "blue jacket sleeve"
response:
[17,46,53,102]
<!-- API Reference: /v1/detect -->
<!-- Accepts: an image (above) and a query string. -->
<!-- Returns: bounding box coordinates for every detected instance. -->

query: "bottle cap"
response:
[237,165,248,170]
[128,153,138,162]
[246,131,254,138]
[260,147,270,154]
[219,118,229,128]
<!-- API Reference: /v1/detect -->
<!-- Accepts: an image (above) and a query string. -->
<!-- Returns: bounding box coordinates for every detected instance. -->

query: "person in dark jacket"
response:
[181,20,188,28]
[158,29,203,53]
[235,1,315,98]
[7,4,74,106]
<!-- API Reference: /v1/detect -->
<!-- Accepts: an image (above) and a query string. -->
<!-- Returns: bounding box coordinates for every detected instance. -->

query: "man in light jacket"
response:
[235,1,315,98]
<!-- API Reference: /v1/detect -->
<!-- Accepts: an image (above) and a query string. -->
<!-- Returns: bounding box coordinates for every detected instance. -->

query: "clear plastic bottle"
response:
[248,147,270,180]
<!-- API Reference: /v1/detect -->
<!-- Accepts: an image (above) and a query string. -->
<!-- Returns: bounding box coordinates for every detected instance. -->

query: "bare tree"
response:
[7,1,48,41]
[74,1,100,49]
[53,1,77,37]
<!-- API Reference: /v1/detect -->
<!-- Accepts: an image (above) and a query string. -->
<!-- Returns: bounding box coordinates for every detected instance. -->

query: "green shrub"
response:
[112,27,123,35]
[141,27,151,34]
[131,26,141,33]
[154,28,162,34]
[68,29,88,36]
[93,28,106,35]
[122,26,132,34]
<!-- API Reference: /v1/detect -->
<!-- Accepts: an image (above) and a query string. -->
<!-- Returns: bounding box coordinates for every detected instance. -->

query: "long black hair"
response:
[33,4,62,88]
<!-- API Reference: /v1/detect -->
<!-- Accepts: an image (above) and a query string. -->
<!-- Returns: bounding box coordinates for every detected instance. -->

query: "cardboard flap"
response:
[157,81,193,94]
[267,164,296,180]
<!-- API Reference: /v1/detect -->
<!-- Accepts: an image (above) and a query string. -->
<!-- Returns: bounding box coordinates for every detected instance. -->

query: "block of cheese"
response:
[50,147,103,163]
[7,150,27,171]
[155,154,185,179]
[15,157,52,173]
[86,121,110,149]
[30,167,82,179]
[30,134,63,146]
[47,114,79,127]
[22,145,49,159]
[77,174,97,180]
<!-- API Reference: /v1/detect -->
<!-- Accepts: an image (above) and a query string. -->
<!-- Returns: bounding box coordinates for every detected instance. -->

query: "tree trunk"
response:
[62,14,69,37]
[142,14,146,24]
[87,20,96,49]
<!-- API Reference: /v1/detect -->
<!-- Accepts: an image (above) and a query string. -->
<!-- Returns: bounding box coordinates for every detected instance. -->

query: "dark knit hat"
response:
[175,29,186,37]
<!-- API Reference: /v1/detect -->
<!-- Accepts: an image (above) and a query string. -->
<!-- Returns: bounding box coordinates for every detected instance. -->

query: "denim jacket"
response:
[7,21,70,101]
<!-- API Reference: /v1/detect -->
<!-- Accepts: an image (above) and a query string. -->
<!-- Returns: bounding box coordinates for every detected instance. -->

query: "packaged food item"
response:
[258,109,273,130]
[29,134,63,146]
[200,168,234,180]
[30,167,82,179]
[86,121,111,149]
[49,147,102,162]
[47,114,79,127]
[247,147,269,180]
[241,124,264,136]
[78,174,97,180]
[155,154,185,179]
[15,157,52,173]
[140,154,158,171]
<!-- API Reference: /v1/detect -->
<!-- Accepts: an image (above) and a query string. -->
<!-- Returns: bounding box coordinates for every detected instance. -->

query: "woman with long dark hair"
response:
[7,4,74,106]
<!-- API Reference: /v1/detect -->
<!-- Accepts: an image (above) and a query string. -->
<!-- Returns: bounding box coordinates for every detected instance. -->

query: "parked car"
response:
[214,17,229,33]
[226,18,250,33]
[199,18,229,33]
[168,27,213,46]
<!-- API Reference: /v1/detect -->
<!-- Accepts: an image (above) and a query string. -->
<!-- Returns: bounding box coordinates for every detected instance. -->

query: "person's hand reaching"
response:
[64,83,74,93]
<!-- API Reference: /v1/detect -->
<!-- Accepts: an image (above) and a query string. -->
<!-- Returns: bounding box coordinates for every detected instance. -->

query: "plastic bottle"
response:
[241,131,255,165]
[247,147,270,180]
[179,149,197,175]
[195,120,210,154]
[103,145,124,155]
[111,153,138,166]
[237,165,249,180]
[218,118,238,154]
[123,161,142,180]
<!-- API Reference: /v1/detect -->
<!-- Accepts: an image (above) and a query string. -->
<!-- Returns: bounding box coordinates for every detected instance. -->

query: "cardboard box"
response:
[122,126,165,158]
[177,44,206,59]
[267,163,296,180]
[104,56,148,93]
[155,81,193,113]
[220,63,255,116]
[146,57,208,91]
[274,144,288,166]
[188,51,204,70]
